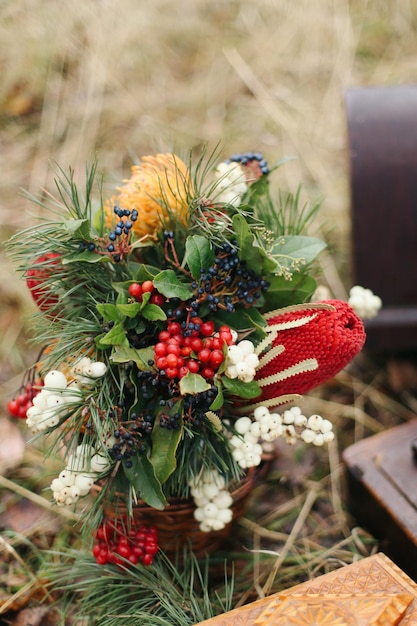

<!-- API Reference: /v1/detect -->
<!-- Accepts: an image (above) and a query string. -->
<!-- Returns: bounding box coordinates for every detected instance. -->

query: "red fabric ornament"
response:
[255,300,365,402]
[26,252,61,311]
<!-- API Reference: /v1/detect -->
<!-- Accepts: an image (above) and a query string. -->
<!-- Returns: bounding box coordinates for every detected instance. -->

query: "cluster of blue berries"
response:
[106,205,138,261]
[192,242,269,312]
[227,151,269,175]
[183,386,218,426]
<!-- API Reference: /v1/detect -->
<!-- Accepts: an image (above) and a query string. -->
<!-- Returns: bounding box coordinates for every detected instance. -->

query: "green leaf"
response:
[96,303,122,322]
[116,302,141,318]
[213,306,266,332]
[232,214,265,274]
[111,345,155,370]
[262,273,317,308]
[134,264,162,281]
[183,235,214,279]
[222,376,262,399]
[62,250,110,264]
[209,381,224,411]
[123,455,167,510]
[150,413,183,483]
[96,321,128,347]
[179,372,211,396]
[63,218,92,239]
[153,269,194,300]
[141,303,167,321]
[270,235,326,268]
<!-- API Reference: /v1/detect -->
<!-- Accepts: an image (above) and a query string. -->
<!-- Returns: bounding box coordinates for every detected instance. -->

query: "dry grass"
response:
[1,0,417,621]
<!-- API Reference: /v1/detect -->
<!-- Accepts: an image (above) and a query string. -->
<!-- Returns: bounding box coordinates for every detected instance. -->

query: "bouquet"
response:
[7,149,367,565]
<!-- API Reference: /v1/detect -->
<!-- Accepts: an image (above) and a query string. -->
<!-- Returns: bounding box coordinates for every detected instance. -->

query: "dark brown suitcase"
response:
[345,85,417,352]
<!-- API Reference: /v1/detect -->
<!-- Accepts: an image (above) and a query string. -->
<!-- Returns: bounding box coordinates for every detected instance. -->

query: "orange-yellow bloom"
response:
[105,153,192,240]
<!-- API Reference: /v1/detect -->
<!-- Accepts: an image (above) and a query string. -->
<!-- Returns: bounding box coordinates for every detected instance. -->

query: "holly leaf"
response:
[111,345,155,370]
[179,372,211,395]
[222,376,262,399]
[183,235,214,278]
[150,415,183,483]
[123,455,166,510]
[153,269,194,300]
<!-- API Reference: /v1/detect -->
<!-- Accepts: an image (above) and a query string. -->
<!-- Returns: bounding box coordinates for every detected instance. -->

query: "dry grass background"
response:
[1,0,417,380]
[1,0,417,621]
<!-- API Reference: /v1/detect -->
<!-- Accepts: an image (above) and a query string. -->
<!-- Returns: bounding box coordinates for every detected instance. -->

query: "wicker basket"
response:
[91,468,258,559]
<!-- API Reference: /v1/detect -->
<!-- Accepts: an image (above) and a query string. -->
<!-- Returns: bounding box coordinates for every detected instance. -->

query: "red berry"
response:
[150,293,165,306]
[200,321,215,337]
[167,322,182,335]
[197,348,211,363]
[190,337,203,352]
[165,367,178,379]
[187,360,199,373]
[156,357,168,370]
[141,280,154,293]
[180,346,192,357]
[166,343,180,356]
[128,282,143,300]
[117,543,131,559]
[178,366,188,378]
[92,544,102,557]
[166,353,178,368]
[154,342,167,357]
[210,349,224,368]
[158,330,171,342]
[212,337,223,350]
[201,367,215,380]
[7,399,19,417]
[142,553,154,566]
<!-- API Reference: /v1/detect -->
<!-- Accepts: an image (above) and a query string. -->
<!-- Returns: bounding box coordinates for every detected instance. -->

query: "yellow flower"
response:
[106,153,192,239]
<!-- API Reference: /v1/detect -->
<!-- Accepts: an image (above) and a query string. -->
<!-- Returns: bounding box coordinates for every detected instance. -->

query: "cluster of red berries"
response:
[128,281,165,306]
[7,379,43,419]
[92,518,158,566]
[154,320,234,381]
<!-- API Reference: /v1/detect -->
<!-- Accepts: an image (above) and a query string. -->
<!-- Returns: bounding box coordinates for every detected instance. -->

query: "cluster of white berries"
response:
[280,406,334,446]
[50,444,111,507]
[214,162,248,207]
[348,285,382,320]
[225,340,259,383]
[189,469,234,532]
[228,407,283,469]
[26,370,82,433]
[25,359,107,434]
[70,356,107,384]
[228,406,334,468]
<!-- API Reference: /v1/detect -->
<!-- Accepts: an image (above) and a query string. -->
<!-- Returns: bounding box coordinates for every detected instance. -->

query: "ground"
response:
[1,1,417,624]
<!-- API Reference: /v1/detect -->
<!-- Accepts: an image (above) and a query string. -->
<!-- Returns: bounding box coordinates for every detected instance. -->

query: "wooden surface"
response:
[345,85,417,352]
[197,553,417,625]
[343,419,417,578]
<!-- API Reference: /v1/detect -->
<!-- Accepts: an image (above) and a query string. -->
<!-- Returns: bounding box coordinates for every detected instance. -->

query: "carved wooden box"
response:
[343,419,417,579]
[197,553,417,625]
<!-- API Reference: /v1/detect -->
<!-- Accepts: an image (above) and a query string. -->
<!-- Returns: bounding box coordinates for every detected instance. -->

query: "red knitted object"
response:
[255,300,365,402]
[26,252,61,311]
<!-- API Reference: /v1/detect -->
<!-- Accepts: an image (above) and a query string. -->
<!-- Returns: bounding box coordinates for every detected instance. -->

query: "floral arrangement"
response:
[7,149,368,565]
